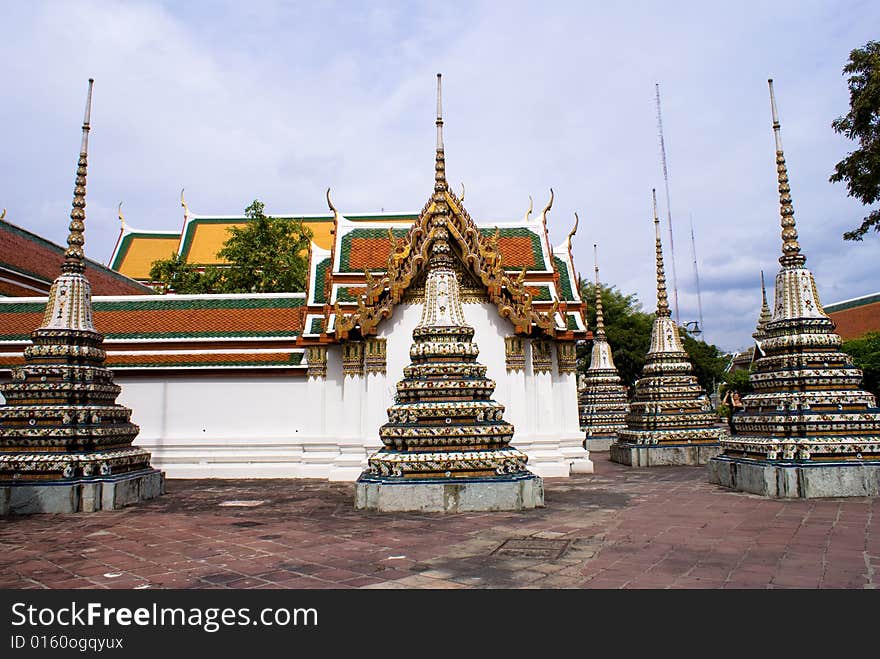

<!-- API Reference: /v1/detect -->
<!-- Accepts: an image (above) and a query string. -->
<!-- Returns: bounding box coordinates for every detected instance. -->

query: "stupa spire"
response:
[434,73,447,195]
[768,79,805,268]
[652,188,670,317]
[62,78,94,274]
[593,243,606,340]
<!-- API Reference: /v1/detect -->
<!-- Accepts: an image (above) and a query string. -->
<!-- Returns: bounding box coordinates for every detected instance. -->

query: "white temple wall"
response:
[102,301,591,480]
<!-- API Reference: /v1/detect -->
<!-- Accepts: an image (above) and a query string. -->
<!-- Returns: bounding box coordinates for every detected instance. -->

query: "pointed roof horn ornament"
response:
[117,202,126,232]
[523,195,533,223]
[180,187,190,219]
[567,211,579,250]
[540,188,554,225]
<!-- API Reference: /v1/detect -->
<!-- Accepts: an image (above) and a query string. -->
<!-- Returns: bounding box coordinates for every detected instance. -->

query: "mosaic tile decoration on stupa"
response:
[579,245,629,448]
[0,80,163,514]
[355,75,543,511]
[610,192,724,467]
[709,80,880,498]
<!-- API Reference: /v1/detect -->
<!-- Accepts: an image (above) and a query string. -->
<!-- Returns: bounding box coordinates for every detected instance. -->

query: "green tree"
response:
[578,281,652,389]
[681,330,729,396]
[841,331,880,399]
[830,40,880,241]
[148,252,222,294]
[578,279,731,398]
[149,200,312,294]
[217,200,312,293]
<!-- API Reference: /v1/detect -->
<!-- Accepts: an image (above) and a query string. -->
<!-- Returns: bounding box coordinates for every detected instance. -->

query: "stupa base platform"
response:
[610,441,723,467]
[0,469,165,515]
[584,436,615,452]
[708,456,880,498]
[355,472,544,512]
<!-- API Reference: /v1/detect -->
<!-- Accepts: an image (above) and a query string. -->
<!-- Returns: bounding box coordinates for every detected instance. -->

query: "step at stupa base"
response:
[708,455,880,498]
[0,468,165,515]
[355,472,544,512]
[610,440,723,467]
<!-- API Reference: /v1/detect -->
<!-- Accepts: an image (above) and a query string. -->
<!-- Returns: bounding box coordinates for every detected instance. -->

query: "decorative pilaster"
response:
[504,335,525,372]
[342,341,365,377]
[364,337,387,375]
[307,345,328,379]
[556,341,577,374]
[531,339,553,374]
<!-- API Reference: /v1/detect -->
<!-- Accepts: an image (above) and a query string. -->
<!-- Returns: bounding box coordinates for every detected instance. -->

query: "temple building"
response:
[0,80,163,514]
[579,244,629,451]
[708,80,880,498]
[610,191,724,467]
[0,76,591,482]
[823,292,880,341]
[0,210,149,297]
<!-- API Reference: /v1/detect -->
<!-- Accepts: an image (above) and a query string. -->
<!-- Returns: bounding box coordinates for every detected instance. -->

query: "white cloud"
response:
[2,0,878,351]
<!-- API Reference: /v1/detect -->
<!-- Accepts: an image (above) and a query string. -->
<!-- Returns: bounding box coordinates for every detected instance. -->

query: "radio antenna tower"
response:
[689,214,704,335]
[655,83,681,324]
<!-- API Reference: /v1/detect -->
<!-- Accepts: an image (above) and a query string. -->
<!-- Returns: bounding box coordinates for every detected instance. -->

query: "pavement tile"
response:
[1,455,875,589]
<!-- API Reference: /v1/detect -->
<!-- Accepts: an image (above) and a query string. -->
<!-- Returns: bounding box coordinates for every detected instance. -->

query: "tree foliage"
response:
[841,331,880,399]
[830,40,880,241]
[149,200,312,294]
[577,279,730,398]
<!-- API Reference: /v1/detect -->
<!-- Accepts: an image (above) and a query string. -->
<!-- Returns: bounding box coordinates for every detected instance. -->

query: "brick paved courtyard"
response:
[1,454,877,589]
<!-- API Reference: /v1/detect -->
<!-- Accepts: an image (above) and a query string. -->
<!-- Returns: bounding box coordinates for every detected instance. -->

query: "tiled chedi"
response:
[0,80,162,512]
[709,81,880,497]
[610,191,724,466]
[356,75,542,510]
[579,246,629,440]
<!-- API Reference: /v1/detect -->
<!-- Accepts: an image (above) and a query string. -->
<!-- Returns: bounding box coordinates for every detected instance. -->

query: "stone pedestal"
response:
[708,456,880,498]
[355,473,543,512]
[0,468,164,515]
[611,442,722,467]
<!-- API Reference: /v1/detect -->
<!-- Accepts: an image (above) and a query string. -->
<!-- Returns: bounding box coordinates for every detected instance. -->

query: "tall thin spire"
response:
[652,188,670,317]
[768,79,804,268]
[754,269,773,341]
[434,73,447,194]
[63,78,94,274]
[593,243,606,340]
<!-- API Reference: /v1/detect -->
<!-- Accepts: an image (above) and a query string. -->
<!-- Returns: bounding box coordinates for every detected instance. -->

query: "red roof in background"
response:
[0,219,151,296]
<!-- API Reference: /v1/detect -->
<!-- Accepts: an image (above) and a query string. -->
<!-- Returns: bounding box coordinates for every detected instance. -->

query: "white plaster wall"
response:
[16,302,590,480]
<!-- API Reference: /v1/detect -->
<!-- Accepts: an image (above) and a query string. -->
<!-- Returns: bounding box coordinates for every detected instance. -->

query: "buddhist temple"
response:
[610,190,724,466]
[0,76,591,483]
[579,244,629,451]
[0,80,163,514]
[708,80,880,498]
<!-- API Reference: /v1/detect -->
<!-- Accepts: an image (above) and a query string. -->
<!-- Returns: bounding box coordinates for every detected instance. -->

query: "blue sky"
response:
[2,1,878,351]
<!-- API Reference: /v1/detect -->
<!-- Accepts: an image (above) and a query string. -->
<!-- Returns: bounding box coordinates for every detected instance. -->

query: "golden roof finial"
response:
[117,202,126,232]
[593,243,606,340]
[459,182,465,203]
[180,187,190,219]
[567,211,579,250]
[768,79,804,268]
[434,73,447,195]
[62,78,94,274]
[0,208,6,221]
[540,188,554,225]
[652,188,671,318]
[523,195,533,223]
[326,187,338,216]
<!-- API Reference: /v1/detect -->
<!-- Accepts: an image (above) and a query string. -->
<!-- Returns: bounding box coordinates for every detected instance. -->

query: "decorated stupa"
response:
[610,191,724,466]
[580,244,629,450]
[753,271,772,344]
[709,80,880,497]
[0,80,163,514]
[355,76,543,511]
